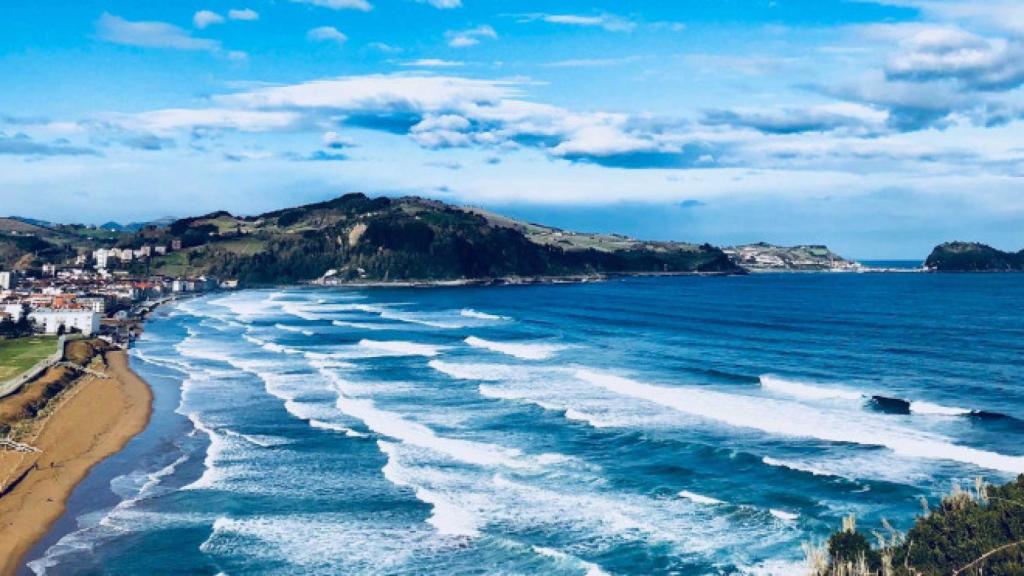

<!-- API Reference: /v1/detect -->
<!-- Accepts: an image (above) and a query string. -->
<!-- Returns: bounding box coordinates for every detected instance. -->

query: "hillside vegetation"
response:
[2,194,741,284]
[0,217,116,269]
[925,242,1024,272]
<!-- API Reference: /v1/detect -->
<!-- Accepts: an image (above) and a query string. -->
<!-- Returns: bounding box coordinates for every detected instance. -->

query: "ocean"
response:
[23,274,1024,575]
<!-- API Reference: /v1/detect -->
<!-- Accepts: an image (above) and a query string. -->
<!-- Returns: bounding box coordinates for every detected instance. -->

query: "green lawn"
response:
[0,336,58,381]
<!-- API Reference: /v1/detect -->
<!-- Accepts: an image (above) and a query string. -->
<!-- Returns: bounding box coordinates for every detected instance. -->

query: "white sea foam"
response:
[428,360,520,381]
[175,336,237,366]
[678,490,726,505]
[380,442,482,537]
[464,336,565,361]
[221,428,291,448]
[243,333,301,355]
[198,513,435,573]
[742,559,809,576]
[275,323,315,336]
[131,348,192,374]
[209,294,277,321]
[576,369,1024,474]
[280,398,369,438]
[183,412,226,490]
[762,457,833,477]
[763,451,936,485]
[761,376,973,418]
[910,401,971,416]
[563,408,618,428]
[335,394,525,468]
[301,352,356,368]
[486,474,787,556]
[322,303,388,314]
[531,546,609,576]
[460,308,510,321]
[332,319,389,330]
[358,339,444,357]
[309,419,370,438]
[759,375,863,402]
[27,454,195,575]
[280,301,322,321]
[769,509,799,522]
[477,384,619,428]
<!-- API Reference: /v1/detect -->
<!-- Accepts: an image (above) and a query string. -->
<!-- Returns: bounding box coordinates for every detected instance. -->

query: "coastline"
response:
[309,270,743,289]
[0,350,153,575]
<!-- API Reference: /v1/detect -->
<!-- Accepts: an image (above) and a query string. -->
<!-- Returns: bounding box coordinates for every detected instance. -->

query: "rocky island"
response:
[925,241,1024,272]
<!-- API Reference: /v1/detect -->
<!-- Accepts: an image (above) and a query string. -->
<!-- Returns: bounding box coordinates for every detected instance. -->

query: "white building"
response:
[77,297,106,314]
[93,249,110,269]
[29,308,100,336]
[0,271,13,290]
[1,303,24,322]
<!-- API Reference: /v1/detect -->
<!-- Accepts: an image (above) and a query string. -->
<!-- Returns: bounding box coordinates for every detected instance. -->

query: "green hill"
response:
[153,194,740,284]
[925,242,1024,272]
[3,193,741,284]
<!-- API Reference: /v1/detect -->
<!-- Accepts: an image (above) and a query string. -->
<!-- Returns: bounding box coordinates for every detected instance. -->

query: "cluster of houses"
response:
[723,243,864,272]
[86,239,182,269]
[0,266,230,344]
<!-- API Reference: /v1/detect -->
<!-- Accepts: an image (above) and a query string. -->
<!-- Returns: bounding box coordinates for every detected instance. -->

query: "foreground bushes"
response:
[812,476,1024,575]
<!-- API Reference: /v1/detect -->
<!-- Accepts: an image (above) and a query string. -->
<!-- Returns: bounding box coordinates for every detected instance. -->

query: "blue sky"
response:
[2,0,1023,258]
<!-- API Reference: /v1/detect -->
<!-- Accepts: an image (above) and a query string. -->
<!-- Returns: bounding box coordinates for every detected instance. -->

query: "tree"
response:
[11,304,33,337]
[0,316,15,338]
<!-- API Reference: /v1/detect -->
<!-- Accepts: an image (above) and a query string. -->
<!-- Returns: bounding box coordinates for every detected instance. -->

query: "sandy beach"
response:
[0,349,152,575]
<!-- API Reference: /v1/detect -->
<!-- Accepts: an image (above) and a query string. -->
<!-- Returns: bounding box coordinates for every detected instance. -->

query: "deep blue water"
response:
[23,274,1024,575]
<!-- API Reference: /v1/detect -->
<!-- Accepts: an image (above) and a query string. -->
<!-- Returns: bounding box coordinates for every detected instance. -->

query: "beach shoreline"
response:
[0,350,153,576]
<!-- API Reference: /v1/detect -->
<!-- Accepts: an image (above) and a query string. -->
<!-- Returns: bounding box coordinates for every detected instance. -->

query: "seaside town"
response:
[0,241,234,347]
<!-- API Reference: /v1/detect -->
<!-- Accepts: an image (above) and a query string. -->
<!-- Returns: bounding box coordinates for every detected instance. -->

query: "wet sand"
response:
[0,351,152,575]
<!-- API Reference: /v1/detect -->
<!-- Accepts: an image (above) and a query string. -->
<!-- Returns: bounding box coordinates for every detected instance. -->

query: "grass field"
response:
[0,337,58,381]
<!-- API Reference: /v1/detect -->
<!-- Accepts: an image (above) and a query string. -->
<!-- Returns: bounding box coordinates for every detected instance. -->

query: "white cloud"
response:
[400,59,465,67]
[84,69,1024,179]
[322,130,355,148]
[518,13,636,33]
[543,56,641,68]
[869,0,1024,35]
[415,0,462,9]
[884,26,1024,91]
[703,103,890,135]
[446,25,497,48]
[193,10,225,29]
[228,8,260,21]
[119,108,301,133]
[216,74,517,111]
[367,42,402,53]
[290,0,372,11]
[207,74,695,166]
[308,26,348,45]
[97,13,220,51]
